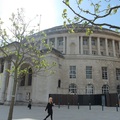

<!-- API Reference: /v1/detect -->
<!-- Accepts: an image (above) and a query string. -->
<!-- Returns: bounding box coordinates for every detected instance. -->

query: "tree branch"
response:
[63,1,120,29]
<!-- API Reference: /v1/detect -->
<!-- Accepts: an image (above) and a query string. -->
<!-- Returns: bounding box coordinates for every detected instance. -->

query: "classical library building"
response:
[0,25,120,106]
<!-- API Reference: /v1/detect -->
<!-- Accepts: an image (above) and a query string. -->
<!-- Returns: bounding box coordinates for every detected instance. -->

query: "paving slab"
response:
[0,105,120,120]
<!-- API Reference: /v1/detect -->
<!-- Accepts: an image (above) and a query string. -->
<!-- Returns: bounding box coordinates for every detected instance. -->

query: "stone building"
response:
[0,25,120,105]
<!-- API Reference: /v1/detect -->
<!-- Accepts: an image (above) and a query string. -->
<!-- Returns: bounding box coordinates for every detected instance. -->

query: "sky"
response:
[0,0,120,31]
[0,0,66,30]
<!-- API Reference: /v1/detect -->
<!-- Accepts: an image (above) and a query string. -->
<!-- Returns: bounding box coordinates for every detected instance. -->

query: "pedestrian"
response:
[43,97,54,120]
[28,99,32,110]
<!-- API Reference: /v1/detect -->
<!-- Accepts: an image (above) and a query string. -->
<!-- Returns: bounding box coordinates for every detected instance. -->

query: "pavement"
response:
[0,105,120,120]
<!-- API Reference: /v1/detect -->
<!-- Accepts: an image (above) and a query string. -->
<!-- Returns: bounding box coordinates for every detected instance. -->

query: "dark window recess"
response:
[28,68,32,86]
[0,59,4,73]
[20,74,25,86]
[58,79,61,88]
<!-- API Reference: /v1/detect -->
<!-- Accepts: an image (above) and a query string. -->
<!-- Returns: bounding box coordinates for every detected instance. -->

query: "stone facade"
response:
[0,25,120,104]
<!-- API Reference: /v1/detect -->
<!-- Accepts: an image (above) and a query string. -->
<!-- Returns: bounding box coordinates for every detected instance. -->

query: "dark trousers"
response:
[44,113,53,120]
[28,104,31,109]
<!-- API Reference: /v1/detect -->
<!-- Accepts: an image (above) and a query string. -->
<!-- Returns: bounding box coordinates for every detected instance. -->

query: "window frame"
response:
[69,83,77,94]
[69,66,76,78]
[116,68,120,80]
[102,85,109,94]
[102,67,108,80]
[86,84,94,94]
[86,66,92,79]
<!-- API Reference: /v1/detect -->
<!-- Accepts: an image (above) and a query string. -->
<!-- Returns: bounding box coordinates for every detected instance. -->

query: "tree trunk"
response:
[7,68,18,120]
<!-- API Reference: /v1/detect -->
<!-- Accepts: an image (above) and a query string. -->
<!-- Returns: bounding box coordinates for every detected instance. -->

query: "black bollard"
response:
[89,103,91,110]
[68,103,69,109]
[58,102,60,108]
[102,104,104,111]
[116,104,118,112]
[78,103,79,109]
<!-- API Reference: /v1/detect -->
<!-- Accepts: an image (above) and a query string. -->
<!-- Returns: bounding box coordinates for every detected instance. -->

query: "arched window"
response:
[117,85,120,94]
[69,83,77,94]
[28,68,32,86]
[86,84,94,94]
[58,79,61,88]
[102,85,109,94]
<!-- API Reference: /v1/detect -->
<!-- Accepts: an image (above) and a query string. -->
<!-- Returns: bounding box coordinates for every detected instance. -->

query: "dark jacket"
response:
[45,103,54,114]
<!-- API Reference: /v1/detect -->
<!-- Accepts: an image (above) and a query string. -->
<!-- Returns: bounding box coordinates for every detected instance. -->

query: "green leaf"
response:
[63,21,67,27]
[100,26,102,29]
[113,8,118,14]
[63,9,67,13]
[78,0,83,4]
[65,0,69,6]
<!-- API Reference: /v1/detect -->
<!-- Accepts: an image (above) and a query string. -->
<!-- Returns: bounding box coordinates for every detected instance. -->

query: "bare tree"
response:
[0,8,55,120]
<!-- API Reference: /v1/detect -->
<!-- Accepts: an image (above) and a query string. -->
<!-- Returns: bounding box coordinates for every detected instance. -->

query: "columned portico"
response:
[0,59,9,104]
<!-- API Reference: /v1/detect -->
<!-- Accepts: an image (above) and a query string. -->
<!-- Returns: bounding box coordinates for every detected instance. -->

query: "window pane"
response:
[86,84,94,94]
[116,68,120,80]
[69,83,77,93]
[86,66,92,79]
[57,37,63,46]
[102,85,109,94]
[69,66,76,78]
[102,67,108,79]
[49,38,55,47]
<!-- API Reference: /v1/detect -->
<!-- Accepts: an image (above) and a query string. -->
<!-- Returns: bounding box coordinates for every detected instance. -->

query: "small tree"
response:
[0,8,55,120]
[62,0,120,34]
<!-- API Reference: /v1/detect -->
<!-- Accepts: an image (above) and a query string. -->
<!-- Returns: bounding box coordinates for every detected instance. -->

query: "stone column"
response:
[119,41,120,54]
[80,36,83,54]
[97,37,101,55]
[0,59,9,104]
[112,40,116,57]
[63,37,66,54]
[5,62,14,104]
[105,38,108,56]
[89,36,92,54]
[47,38,49,46]
[55,37,57,49]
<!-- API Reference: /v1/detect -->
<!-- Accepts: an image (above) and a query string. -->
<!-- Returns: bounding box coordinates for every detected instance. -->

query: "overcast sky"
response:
[0,0,66,30]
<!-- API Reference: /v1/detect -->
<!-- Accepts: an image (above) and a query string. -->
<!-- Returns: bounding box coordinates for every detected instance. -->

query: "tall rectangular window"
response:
[92,39,96,46]
[102,67,108,79]
[116,68,120,80]
[83,37,88,45]
[100,38,105,46]
[86,66,92,79]
[69,66,76,78]
[57,37,63,46]
[49,38,55,47]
